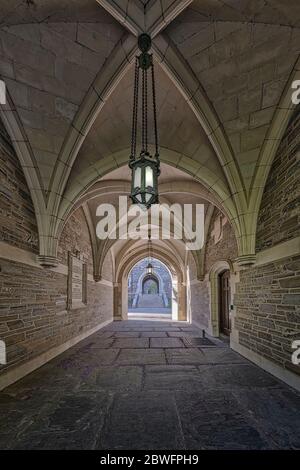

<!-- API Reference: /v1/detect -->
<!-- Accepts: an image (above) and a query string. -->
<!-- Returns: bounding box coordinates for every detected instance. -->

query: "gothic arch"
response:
[114,244,186,322]
[142,275,159,295]
[208,260,234,337]
[130,266,169,308]
[248,57,300,249]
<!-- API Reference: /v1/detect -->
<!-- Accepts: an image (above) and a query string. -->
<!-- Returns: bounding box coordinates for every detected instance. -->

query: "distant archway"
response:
[128,258,172,314]
[116,247,185,321]
[142,275,159,294]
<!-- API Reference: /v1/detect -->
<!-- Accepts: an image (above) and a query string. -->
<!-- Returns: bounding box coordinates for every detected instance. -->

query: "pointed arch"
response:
[0,89,48,261]
[248,56,300,232]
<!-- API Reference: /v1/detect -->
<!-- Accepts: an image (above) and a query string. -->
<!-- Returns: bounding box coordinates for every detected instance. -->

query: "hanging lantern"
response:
[129,33,160,209]
[146,261,153,275]
[146,232,153,275]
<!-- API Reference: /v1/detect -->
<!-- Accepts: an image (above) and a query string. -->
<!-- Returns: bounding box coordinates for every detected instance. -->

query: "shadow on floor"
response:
[0,319,300,450]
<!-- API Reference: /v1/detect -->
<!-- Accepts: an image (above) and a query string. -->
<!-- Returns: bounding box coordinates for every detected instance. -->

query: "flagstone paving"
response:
[0,319,300,450]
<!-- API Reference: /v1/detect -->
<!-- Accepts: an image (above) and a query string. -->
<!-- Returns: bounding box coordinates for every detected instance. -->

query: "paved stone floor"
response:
[1,320,300,450]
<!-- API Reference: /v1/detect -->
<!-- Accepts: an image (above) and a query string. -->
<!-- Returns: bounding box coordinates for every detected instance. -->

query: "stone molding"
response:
[0,241,113,285]
[255,237,300,267]
[235,254,257,267]
[37,255,59,267]
[231,339,300,393]
[1,236,299,282]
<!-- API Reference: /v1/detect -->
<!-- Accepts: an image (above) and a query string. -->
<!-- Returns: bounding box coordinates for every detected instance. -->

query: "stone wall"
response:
[233,109,300,377]
[188,210,238,330]
[234,255,300,376]
[190,280,209,329]
[0,138,38,253]
[0,257,113,373]
[204,209,238,273]
[58,207,94,275]
[256,108,300,252]
[0,136,113,377]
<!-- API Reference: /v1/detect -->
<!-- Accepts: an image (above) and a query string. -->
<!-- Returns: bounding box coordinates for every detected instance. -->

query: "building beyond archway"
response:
[128,258,172,317]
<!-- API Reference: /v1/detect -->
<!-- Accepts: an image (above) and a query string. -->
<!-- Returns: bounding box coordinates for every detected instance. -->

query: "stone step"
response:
[137,294,165,308]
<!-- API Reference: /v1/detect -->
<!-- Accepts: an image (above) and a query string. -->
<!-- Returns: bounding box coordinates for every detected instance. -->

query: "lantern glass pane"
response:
[145,165,153,187]
[145,193,151,202]
[134,167,142,188]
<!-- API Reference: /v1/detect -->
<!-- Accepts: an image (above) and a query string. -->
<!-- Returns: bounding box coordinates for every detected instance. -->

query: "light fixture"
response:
[146,232,153,275]
[129,33,160,209]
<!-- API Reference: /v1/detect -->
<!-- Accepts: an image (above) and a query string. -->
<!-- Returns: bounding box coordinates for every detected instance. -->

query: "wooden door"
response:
[219,270,231,335]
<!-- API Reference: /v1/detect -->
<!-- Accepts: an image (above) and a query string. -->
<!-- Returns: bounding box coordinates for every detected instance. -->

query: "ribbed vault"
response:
[0,0,299,266]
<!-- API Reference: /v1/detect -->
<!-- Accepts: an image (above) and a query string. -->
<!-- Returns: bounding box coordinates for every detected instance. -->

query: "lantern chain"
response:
[130,57,139,161]
[145,67,148,153]
[142,67,148,153]
[142,68,144,152]
[151,61,159,160]
[129,34,160,209]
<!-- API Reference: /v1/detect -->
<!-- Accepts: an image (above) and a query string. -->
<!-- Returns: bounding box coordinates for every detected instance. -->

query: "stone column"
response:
[178,283,187,321]
[113,282,122,321]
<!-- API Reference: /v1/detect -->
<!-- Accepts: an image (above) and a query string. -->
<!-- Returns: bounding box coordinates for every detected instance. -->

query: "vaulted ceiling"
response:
[0,0,299,264]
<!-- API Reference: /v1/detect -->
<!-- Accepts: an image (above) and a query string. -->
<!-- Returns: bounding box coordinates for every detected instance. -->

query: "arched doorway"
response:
[128,258,172,318]
[218,270,231,336]
[209,260,234,337]
[114,240,187,322]
[142,275,159,294]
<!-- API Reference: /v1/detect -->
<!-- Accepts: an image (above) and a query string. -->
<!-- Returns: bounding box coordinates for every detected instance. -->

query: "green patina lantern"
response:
[129,151,160,206]
[129,33,160,209]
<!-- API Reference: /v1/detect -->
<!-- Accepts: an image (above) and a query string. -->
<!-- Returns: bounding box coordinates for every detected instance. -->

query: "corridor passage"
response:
[0,320,300,450]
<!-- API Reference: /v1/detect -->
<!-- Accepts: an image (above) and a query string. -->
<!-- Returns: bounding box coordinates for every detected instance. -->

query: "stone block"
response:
[279,276,300,288]
[115,349,166,365]
[241,125,268,152]
[98,391,184,450]
[150,338,184,348]
[1,30,55,76]
[0,55,14,78]
[214,95,238,122]
[55,97,78,121]
[282,294,300,305]
[165,348,208,365]
[238,88,262,115]
[30,88,55,116]
[250,107,275,128]
[112,338,149,349]
[4,78,29,108]
[144,365,204,390]
[175,390,271,449]
[262,79,286,108]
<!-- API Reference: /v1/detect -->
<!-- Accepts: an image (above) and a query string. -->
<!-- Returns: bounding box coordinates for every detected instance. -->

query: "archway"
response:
[115,244,185,322]
[208,260,235,337]
[142,275,159,295]
[128,258,172,318]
